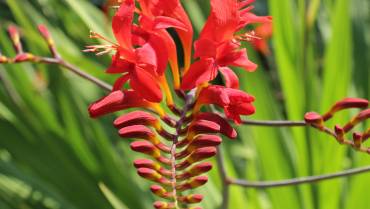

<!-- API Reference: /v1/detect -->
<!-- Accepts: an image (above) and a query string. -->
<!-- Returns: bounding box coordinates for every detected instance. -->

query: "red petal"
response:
[153,16,188,31]
[217,43,257,71]
[200,0,239,42]
[181,59,216,90]
[130,66,163,103]
[146,33,169,75]
[88,90,124,118]
[219,67,239,89]
[112,74,130,91]
[194,39,217,58]
[112,0,135,50]
[197,85,230,107]
[106,52,134,74]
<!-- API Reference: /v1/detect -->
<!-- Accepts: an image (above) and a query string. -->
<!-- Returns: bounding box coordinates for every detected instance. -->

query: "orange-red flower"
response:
[181,0,271,90]
[196,85,255,124]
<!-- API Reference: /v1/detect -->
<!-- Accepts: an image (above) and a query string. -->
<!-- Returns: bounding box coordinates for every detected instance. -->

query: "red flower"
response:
[138,0,194,70]
[108,1,165,102]
[195,85,255,124]
[181,0,271,90]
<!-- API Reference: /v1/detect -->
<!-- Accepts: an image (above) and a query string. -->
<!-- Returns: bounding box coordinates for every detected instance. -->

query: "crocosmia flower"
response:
[87,0,271,208]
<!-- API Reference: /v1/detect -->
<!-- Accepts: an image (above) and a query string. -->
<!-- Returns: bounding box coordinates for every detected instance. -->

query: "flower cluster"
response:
[88,0,271,208]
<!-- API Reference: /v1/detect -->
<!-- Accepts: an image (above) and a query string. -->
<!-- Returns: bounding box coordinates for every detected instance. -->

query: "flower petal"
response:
[112,0,135,50]
[181,59,216,90]
[219,67,239,89]
[130,66,163,103]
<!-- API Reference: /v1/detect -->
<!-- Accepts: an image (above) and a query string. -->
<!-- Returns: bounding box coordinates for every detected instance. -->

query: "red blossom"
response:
[196,85,255,124]
[181,0,271,90]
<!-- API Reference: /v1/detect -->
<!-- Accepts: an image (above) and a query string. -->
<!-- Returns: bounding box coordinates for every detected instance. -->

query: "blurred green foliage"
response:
[0,0,369,209]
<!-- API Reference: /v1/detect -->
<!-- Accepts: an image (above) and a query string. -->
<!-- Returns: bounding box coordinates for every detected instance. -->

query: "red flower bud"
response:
[176,162,213,180]
[176,147,217,170]
[14,53,35,62]
[343,109,370,132]
[323,98,368,121]
[353,132,362,148]
[153,201,175,209]
[195,112,237,139]
[176,176,208,191]
[130,141,171,165]
[178,194,203,204]
[7,25,23,53]
[176,135,222,159]
[150,185,172,199]
[134,159,172,176]
[119,125,155,139]
[334,125,345,143]
[304,112,324,130]
[37,25,51,40]
[88,90,151,118]
[114,110,159,129]
[137,168,171,185]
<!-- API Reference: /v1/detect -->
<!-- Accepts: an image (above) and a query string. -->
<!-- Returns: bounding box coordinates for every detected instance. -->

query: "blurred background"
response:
[0,0,369,208]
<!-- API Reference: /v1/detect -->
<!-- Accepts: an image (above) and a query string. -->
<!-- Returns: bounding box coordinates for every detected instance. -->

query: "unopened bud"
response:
[178,194,203,204]
[137,168,171,185]
[334,125,345,144]
[343,109,370,132]
[195,112,237,139]
[323,98,368,121]
[176,147,217,170]
[176,162,212,180]
[119,125,155,139]
[150,185,172,198]
[88,90,124,118]
[130,141,170,165]
[37,25,54,45]
[176,135,221,159]
[353,132,362,148]
[176,176,208,191]
[114,111,159,129]
[14,53,36,62]
[304,112,324,130]
[8,25,22,53]
[153,201,174,209]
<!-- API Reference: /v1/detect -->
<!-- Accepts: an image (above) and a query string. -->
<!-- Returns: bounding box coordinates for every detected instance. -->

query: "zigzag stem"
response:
[171,91,196,208]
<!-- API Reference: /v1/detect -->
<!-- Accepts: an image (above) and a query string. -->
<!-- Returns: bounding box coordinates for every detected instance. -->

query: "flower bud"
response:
[114,111,160,129]
[134,159,172,176]
[334,125,345,144]
[178,194,203,204]
[153,201,174,209]
[88,90,124,118]
[176,176,208,191]
[14,53,36,62]
[176,135,221,159]
[176,162,213,180]
[130,141,171,165]
[304,112,324,130]
[8,25,22,53]
[176,147,217,170]
[353,132,362,148]
[323,98,368,121]
[137,168,171,185]
[119,125,155,139]
[343,109,370,132]
[150,185,172,199]
[195,112,237,139]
